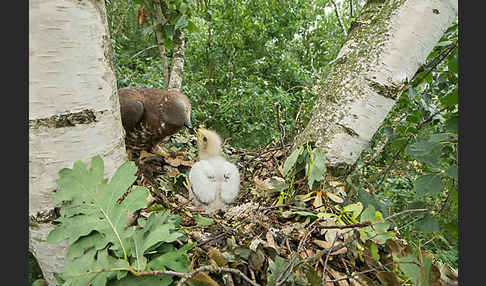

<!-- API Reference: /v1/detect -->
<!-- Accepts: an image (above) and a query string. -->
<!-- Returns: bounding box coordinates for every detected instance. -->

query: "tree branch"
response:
[330,0,347,37]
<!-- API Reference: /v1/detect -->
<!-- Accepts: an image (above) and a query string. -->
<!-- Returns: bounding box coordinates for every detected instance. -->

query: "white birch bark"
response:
[294,0,458,174]
[29,0,127,284]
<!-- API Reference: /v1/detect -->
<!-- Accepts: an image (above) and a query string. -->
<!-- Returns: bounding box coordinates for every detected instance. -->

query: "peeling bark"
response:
[294,0,458,175]
[29,0,127,284]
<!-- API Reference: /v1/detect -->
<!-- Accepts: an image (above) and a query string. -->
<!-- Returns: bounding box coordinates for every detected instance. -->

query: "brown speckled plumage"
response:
[119,87,192,155]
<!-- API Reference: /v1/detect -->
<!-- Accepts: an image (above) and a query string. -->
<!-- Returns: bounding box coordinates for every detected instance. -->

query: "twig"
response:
[349,0,353,18]
[297,209,429,268]
[322,229,342,286]
[412,42,457,88]
[276,225,317,286]
[294,102,304,123]
[323,261,421,283]
[130,45,158,60]
[329,0,347,37]
[175,265,260,286]
[318,221,372,229]
[275,103,285,148]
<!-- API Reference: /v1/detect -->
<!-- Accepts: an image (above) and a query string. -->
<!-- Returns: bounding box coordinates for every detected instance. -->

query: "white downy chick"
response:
[188,128,240,213]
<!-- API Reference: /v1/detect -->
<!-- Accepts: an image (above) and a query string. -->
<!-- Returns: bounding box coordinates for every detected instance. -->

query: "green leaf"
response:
[445,165,458,180]
[147,243,194,273]
[360,205,376,223]
[428,133,452,143]
[267,256,296,286]
[304,264,321,286]
[174,15,188,31]
[128,212,185,271]
[406,140,443,166]
[307,148,327,190]
[440,87,458,106]
[67,232,105,259]
[343,202,363,219]
[109,274,172,286]
[413,174,444,196]
[185,21,199,33]
[369,241,380,261]
[283,146,303,176]
[292,211,318,219]
[399,254,421,284]
[414,214,439,233]
[445,113,458,134]
[448,54,458,74]
[194,214,215,226]
[357,188,386,215]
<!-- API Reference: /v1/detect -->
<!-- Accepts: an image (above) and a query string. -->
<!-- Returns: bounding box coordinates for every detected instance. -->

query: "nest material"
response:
[123,131,455,286]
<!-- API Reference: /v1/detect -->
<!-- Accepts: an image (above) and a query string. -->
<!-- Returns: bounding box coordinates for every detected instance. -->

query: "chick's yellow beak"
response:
[197,128,203,142]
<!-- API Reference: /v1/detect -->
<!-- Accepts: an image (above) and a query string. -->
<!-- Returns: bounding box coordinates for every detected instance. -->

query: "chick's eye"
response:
[203,137,208,142]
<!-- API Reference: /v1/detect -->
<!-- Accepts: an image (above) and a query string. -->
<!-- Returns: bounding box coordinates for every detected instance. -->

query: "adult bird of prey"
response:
[118,87,193,159]
[188,129,240,213]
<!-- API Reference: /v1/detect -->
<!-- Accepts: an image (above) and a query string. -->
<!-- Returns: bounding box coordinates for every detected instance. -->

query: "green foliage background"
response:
[104,0,458,269]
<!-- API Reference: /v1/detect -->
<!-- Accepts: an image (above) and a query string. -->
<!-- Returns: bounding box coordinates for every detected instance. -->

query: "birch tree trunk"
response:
[167,29,186,90]
[29,0,127,284]
[294,0,458,175]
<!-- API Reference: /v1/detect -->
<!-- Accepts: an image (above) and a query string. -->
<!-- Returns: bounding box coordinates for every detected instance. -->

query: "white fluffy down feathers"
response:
[188,129,240,213]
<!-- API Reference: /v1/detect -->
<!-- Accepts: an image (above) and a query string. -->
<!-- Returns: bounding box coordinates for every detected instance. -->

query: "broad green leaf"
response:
[399,254,421,284]
[440,87,458,106]
[48,157,148,263]
[445,113,458,134]
[61,248,129,286]
[414,214,439,233]
[186,21,199,33]
[109,274,172,286]
[194,214,215,226]
[283,146,303,176]
[406,140,442,166]
[307,148,327,190]
[343,202,363,219]
[128,212,184,271]
[358,188,386,215]
[267,256,296,286]
[369,241,380,261]
[448,54,458,74]
[67,232,105,259]
[413,174,444,196]
[445,165,458,180]
[360,205,376,223]
[147,243,194,273]
[174,15,188,30]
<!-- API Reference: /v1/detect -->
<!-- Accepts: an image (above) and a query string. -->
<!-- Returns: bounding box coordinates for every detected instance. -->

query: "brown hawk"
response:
[118,87,193,158]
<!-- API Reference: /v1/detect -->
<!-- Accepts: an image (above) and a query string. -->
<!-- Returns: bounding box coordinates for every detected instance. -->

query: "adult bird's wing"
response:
[220,161,240,204]
[118,87,144,131]
[189,160,218,204]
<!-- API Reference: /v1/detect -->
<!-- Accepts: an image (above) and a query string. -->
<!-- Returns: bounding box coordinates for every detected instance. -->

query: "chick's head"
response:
[197,128,222,160]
